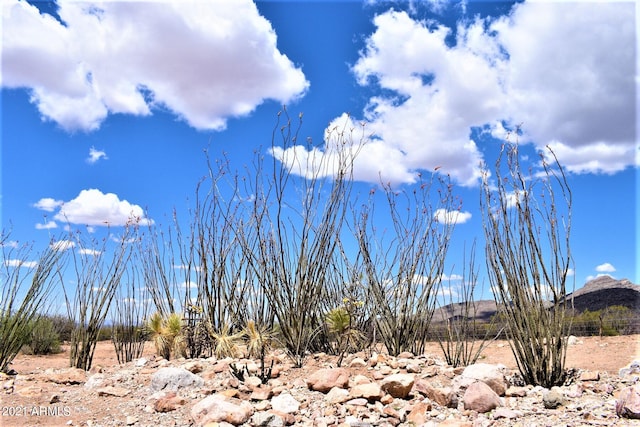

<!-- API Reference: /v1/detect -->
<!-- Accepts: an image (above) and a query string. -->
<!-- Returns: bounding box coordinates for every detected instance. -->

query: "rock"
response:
[250,385,273,401]
[439,420,473,427]
[380,374,415,399]
[150,367,204,392]
[84,373,105,389]
[191,393,254,426]
[134,357,148,367]
[413,379,457,408]
[16,385,43,397]
[458,363,507,396]
[504,386,528,397]
[350,374,371,386]
[45,368,87,385]
[271,393,300,414]
[566,335,580,345]
[182,361,204,374]
[405,363,422,373]
[251,411,285,426]
[345,397,368,406]
[154,392,187,412]
[406,400,432,425]
[493,407,523,419]
[269,410,295,425]
[349,357,367,367]
[463,381,502,413]
[579,370,600,381]
[616,384,640,419]
[325,387,351,404]
[350,382,384,401]
[95,386,131,397]
[542,387,565,409]
[245,376,263,388]
[619,360,640,378]
[306,368,350,392]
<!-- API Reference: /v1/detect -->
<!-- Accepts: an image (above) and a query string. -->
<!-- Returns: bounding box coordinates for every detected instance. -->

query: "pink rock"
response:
[191,393,254,426]
[45,368,87,385]
[154,392,187,412]
[459,363,507,396]
[306,368,350,392]
[380,373,415,399]
[616,384,640,419]
[406,400,432,424]
[96,386,131,397]
[463,381,502,413]
[249,385,273,401]
[350,382,384,401]
[412,379,457,408]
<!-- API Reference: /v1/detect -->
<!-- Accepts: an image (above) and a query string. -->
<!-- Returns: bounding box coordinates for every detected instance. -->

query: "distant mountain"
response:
[434,276,639,322]
[564,275,640,313]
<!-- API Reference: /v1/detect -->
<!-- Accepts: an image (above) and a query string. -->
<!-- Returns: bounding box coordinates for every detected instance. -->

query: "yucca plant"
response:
[147,312,185,360]
[326,301,366,366]
[243,320,273,358]
[211,323,244,358]
[242,320,275,383]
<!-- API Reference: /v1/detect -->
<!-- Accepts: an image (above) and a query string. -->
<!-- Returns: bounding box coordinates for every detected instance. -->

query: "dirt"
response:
[8,335,639,375]
[1,335,638,427]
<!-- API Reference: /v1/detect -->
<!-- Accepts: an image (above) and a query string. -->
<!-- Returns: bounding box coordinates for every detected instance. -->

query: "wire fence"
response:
[426,312,640,342]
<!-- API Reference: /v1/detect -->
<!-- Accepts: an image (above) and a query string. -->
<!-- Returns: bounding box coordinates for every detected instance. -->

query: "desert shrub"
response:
[147,312,185,360]
[436,241,500,367]
[355,173,457,356]
[23,316,62,355]
[481,140,573,388]
[0,233,62,373]
[572,306,631,336]
[238,110,364,366]
[325,299,366,366]
[211,323,244,358]
[49,314,76,343]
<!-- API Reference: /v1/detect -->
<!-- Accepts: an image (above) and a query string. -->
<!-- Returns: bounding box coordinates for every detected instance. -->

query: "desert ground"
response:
[2,335,639,427]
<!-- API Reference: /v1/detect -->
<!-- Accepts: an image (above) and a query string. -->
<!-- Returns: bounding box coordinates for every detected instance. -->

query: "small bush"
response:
[571,306,631,336]
[23,317,62,355]
[49,315,76,343]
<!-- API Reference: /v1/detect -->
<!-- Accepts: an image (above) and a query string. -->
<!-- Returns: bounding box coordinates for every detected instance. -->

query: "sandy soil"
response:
[8,334,638,375]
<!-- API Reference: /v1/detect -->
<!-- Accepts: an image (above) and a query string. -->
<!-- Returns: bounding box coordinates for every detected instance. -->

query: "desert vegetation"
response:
[4,113,636,389]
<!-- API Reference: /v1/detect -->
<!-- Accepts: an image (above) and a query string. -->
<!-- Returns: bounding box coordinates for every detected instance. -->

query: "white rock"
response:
[271,393,300,414]
[150,367,204,392]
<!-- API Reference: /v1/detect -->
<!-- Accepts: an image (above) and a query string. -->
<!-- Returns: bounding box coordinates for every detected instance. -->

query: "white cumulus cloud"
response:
[4,259,38,268]
[285,2,635,186]
[434,208,472,225]
[50,239,75,252]
[1,0,308,131]
[33,197,64,212]
[595,262,616,273]
[35,188,153,227]
[35,220,58,230]
[87,146,107,164]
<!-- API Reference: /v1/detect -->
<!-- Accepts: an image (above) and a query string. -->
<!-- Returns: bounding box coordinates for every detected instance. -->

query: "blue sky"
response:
[1,0,638,300]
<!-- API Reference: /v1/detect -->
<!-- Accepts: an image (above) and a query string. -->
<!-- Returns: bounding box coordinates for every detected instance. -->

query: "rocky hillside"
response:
[564,275,640,313]
[435,276,639,323]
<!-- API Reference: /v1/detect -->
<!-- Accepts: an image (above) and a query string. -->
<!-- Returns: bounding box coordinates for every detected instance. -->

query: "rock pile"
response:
[2,348,639,426]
